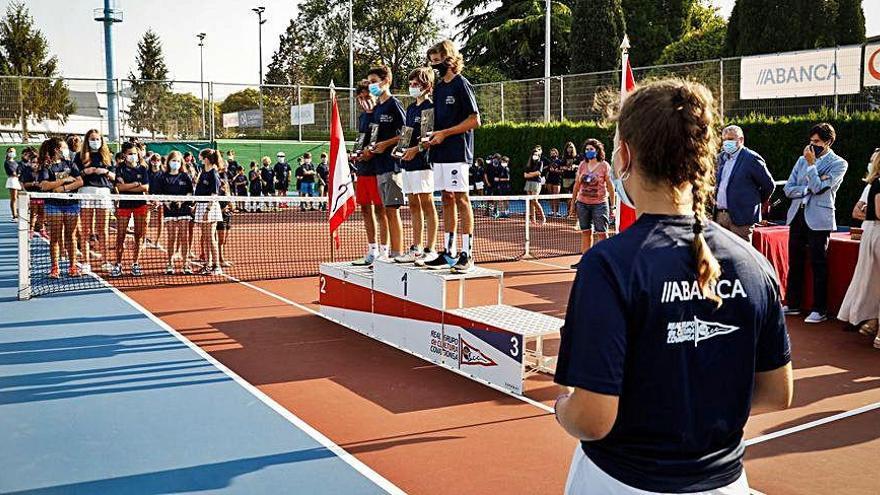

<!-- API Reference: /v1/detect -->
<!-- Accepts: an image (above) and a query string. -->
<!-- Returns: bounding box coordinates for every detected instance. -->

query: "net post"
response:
[523,197,531,258]
[17,194,30,300]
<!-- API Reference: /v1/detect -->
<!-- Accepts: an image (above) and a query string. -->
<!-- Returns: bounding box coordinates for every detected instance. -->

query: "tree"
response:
[569,0,626,73]
[0,1,73,141]
[219,88,263,114]
[127,29,170,138]
[833,0,866,46]
[455,0,573,80]
[655,1,726,65]
[621,0,694,66]
[724,0,846,56]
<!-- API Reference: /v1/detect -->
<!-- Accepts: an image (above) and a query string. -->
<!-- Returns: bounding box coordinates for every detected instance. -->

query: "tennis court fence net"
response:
[17,192,592,299]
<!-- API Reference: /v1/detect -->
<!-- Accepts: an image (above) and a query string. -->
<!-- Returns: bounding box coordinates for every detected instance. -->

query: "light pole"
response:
[544,0,550,123]
[252,6,266,132]
[94,0,122,142]
[197,32,206,138]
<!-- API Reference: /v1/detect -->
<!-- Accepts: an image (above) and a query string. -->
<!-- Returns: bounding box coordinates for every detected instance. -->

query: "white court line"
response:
[521,258,576,271]
[744,400,880,446]
[55,269,407,495]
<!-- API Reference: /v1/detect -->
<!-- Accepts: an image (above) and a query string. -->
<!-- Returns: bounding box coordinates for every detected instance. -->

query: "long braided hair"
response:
[617,78,722,305]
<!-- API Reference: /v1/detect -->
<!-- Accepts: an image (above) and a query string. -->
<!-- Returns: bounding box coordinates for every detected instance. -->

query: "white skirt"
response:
[564,446,749,495]
[79,186,114,209]
[837,220,880,325]
[193,201,222,223]
[5,177,21,190]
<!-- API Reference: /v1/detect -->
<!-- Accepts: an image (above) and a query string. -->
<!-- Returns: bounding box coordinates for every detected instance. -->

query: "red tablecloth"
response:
[752,226,860,313]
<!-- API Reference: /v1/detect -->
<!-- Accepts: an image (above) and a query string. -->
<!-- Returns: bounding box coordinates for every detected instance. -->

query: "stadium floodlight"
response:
[197,33,206,138]
[252,6,266,132]
[94,0,123,142]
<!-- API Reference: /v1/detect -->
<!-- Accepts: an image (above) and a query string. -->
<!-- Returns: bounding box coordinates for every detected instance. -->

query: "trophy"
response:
[420,108,434,143]
[368,123,380,151]
[352,132,366,157]
[392,126,414,158]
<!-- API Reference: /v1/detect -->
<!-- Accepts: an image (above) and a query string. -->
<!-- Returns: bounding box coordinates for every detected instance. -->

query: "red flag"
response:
[617,37,637,232]
[328,87,356,247]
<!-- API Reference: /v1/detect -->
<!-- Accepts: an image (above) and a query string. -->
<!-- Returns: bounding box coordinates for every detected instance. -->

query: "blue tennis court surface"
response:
[0,209,396,494]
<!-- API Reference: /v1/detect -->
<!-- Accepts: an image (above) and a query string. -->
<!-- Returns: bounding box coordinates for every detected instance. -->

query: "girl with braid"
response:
[554,79,793,494]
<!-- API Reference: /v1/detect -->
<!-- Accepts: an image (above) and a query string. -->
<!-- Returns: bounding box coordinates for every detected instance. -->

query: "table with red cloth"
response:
[751,225,861,314]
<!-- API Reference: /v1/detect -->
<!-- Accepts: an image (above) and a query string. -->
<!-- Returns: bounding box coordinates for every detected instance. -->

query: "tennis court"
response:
[3,196,880,494]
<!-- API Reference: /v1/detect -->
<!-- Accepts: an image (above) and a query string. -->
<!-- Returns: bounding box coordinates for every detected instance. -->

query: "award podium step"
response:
[318,261,560,395]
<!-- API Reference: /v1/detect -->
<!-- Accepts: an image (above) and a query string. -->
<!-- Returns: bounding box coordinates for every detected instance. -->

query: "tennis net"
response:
[17,192,589,299]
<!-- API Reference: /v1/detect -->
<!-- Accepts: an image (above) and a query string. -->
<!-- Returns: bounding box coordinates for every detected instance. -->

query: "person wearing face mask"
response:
[423,39,481,273]
[5,147,21,221]
[357,65,406,261]
[524,146,547,225]
[38,137,83,278]
[273,152,291,198]
[18,148,45,237]
[111,142,150,278]
[569,139,615,267]
[144,152,165,251]
[495,156,512,217]
[782,123,849,324]
[561,142,580,193]
[713,125,774,243]
[398,67,439,264]
[316,153,329,211]
[76,130,116,274]
[296,152,318,211]
[555,79,793,495]
[546,148,564,216]
[153,150,195,275]
[260,155,276,199]
[838,150,880,345]
[193,149,223,275]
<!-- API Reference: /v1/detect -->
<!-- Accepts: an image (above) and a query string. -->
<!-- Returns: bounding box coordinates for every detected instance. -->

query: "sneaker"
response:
[102,262,114,273]
[804,312,827,324]
[782,306,801,316]
[351,252,376,266]
[414,250,438,267]
[80,263,91,274]
[48,265,60,279]
[68,265,82,277]
[131,263,143,277]
[164,264,174,275]
[451,252,474,273]
[200,265,212,275]
[110,264,122,277]
[183,262,194,275]
[210,266,223,276]
[394,246,421,264]
[424,250,454,270]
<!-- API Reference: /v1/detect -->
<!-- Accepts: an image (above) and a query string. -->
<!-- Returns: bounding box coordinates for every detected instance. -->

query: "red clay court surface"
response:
[122,255,880,495]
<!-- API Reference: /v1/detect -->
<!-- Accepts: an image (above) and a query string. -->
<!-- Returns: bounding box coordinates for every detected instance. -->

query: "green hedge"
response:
[474,112,880,226]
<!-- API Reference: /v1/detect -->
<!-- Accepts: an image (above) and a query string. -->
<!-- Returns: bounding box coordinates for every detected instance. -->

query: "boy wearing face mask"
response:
[5,147,21,221]
[296,152,318,210]
[423,39,481,273]
[111,142,150,278]
[351,80,389,266]
[273,152,290,197]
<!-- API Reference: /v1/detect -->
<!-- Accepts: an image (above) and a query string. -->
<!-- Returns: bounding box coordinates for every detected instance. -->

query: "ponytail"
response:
[691,175,722,306]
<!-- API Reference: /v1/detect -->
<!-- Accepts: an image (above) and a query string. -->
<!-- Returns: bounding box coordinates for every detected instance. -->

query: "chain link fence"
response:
[2,45,878,144]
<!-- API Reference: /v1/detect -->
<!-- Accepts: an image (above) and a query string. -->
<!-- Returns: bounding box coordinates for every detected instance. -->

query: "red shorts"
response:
[356,175,382,206]
[117,205,149,217]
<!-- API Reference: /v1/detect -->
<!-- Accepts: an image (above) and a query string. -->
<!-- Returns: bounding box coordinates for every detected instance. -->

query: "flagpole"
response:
[614,34,630,234]
[329,80,336,262]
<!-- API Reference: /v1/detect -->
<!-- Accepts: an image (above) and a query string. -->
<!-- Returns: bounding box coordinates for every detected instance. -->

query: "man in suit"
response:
[782,123,849,324]
[714,125,775,242]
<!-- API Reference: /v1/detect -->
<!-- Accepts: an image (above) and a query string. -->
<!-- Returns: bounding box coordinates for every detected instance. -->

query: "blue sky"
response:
[5,0,880,85]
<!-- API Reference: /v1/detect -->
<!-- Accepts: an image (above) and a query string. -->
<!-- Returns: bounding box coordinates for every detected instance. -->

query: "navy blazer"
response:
[715,147,775,226]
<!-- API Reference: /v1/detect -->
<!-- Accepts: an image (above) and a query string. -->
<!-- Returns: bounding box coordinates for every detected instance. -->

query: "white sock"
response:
[369,243,378,256]
[461,234,472,256]
[381,244,390,257]
[445,232,457,257]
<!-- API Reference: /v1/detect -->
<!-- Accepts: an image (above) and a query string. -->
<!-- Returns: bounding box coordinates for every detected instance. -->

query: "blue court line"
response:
[0,208,399,494]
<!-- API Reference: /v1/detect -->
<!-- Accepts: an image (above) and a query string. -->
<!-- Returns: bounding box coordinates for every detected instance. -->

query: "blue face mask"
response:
[611,146,635,209]
[584,150,597,160]
[368,83,383,97]
[722,140,739,155]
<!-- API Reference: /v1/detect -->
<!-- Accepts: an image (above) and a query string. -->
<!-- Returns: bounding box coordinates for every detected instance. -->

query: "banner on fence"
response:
[864,43,880,88]
[739,46,862,100]
[290,103,315,126]
[238,109,263,128]
[222,112,239,128]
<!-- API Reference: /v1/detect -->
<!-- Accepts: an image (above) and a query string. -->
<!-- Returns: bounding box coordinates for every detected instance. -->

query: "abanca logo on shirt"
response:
[660,278,747,303]
[666,317,740,347]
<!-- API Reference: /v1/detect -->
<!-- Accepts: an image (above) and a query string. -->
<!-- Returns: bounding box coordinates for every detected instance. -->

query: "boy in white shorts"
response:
[421,40,481,273]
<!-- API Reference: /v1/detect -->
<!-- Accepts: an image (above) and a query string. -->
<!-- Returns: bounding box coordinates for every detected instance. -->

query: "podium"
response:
[319,261,561,395]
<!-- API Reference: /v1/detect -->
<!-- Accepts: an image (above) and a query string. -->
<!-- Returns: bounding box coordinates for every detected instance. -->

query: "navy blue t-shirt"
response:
[76,154,114,189]
[430,74,479,164]
[401,99,432,172]
[370,96,405,175]
[4,159,18,177]
[116,165,149,209]
[195,168,221,196]
[38,160,81,206]
[555,214,791,493]
[274,162,291,185]
[19,165,40,191]
[356,111,376,176]
[155,172,194,217]
[249,169,263,195]
[260,166,275,191]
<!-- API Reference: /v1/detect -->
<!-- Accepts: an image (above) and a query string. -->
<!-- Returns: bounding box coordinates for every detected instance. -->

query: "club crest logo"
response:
[666,317,740,347]
[459,337,497,367]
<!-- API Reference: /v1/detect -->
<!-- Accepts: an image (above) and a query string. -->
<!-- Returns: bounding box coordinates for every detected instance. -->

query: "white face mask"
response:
[88,139,102,151]
[6,151,15,159]
[169,160,181,171]
[532,153,540,161]
[277,156,285,163]
[126,153,138,165]
[409,86,423,98]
